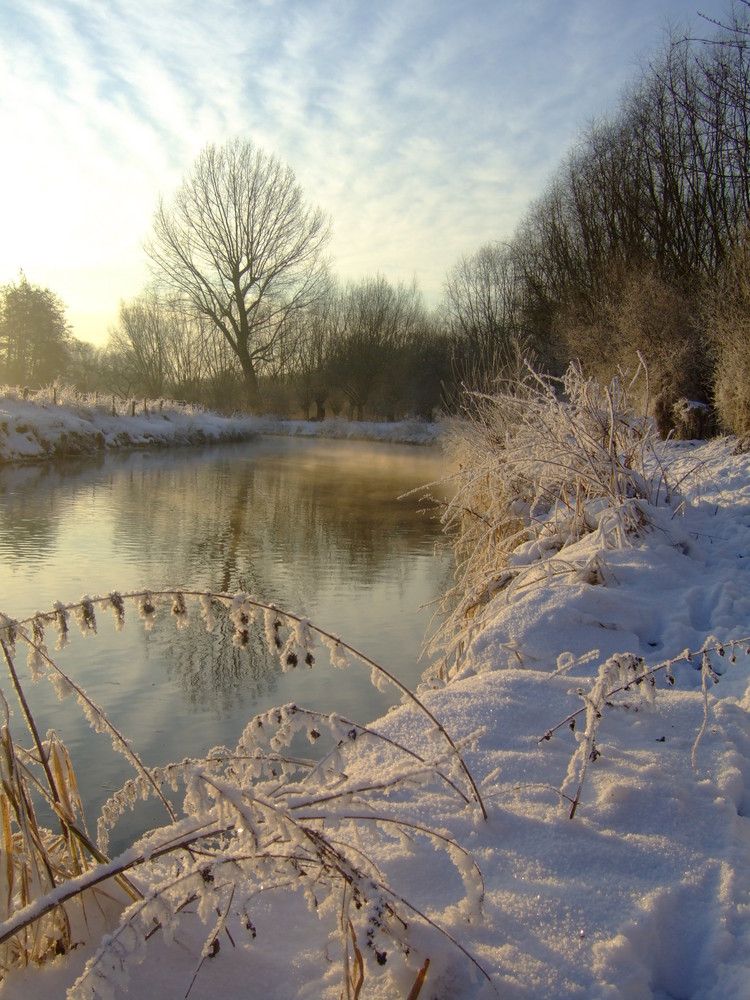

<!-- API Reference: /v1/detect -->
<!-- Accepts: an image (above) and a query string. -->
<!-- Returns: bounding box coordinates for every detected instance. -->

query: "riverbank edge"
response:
[0,394,444,465]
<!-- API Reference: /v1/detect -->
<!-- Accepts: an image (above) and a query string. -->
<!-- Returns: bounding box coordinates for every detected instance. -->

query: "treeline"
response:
[3,3,750,432]
[0,272,460,423]
[103,276,455,421]
[512,1,750,435]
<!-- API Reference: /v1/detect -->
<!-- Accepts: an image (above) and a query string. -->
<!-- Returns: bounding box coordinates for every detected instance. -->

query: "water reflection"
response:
[0,440,448,608]
[104,439,445,598]
[0,437,452,849]
[156,612,281,714]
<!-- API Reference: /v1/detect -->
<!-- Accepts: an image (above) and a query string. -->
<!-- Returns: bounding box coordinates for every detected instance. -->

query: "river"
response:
[0,436,452,849]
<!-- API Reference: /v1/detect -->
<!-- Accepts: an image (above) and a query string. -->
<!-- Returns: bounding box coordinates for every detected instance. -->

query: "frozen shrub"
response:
[425,362,672,679]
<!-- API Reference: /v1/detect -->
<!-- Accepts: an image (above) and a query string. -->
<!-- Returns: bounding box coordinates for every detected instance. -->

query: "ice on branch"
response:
[73,597,98,637]
[137,593,157,631]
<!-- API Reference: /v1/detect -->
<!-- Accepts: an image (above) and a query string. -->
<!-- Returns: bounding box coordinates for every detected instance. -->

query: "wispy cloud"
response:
[0,0,732,340]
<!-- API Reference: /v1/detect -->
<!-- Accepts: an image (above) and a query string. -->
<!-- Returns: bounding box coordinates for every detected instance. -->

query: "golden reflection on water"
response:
[0,437,453,849]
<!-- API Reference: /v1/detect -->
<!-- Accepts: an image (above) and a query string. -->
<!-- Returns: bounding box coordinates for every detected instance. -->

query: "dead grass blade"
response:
[406,957,430,1000]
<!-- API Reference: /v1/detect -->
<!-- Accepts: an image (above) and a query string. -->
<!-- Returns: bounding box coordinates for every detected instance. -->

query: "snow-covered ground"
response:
[2,393,750,998]
[0,389,440,464]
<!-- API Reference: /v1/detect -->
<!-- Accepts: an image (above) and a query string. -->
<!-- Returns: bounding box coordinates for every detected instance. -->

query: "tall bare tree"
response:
[444,242,529,387]
[328,275,424,420]
[145,138,331,410]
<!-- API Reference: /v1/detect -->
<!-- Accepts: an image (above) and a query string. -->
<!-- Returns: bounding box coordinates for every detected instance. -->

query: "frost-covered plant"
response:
[425,361,672,681]
[0,621,140,978]
[0,591,489,998]
[540,635,744,817]
[0,381,204,418]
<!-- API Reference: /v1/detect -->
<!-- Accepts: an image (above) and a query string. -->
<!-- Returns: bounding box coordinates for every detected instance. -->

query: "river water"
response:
[0,436,452,848]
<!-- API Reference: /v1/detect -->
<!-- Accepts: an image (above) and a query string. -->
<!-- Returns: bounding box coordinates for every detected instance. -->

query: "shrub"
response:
[706,229,750,436]
[556,269,709,436]
[424,362,671,681]
[540,634,746,818]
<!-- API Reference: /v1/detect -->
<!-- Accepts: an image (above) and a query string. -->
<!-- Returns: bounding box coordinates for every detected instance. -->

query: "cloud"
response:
[0,0,734,340]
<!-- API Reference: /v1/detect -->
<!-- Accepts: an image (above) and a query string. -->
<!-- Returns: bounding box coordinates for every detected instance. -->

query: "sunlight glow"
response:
[0,0,731,344]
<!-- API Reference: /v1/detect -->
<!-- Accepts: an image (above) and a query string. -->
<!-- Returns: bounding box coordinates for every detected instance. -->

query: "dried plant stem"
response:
[20,633,178,826]
[8,590,487,820]
[539,635,745,746]
[539,635,744,818]
[0,815,226,948]
[407,957,431,1000]
[1,640,61,825]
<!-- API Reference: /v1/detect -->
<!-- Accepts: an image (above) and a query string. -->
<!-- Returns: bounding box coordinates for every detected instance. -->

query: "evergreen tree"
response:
[0,272,71,386]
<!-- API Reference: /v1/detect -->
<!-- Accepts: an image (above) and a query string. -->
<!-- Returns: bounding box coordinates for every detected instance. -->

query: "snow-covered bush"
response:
[0,591,488,998]
[425,362,672,681]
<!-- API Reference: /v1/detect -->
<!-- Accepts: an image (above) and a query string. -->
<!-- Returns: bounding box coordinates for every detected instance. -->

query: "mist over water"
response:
[0,437,452,848]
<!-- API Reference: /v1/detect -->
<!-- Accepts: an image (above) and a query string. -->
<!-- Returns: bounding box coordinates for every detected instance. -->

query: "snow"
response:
[2,394,750,998]
[0,388,441,464]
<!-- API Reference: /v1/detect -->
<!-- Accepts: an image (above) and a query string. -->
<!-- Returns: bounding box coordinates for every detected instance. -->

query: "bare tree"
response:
[107,292,173,397]
[286,296,342,420]
[443,242,530,387]
[145,138,331,410]
[328,275,425,420]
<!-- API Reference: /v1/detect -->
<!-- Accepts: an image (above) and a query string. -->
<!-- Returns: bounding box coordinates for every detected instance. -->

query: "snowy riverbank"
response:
[2,399,750,997]
[0,389,441,464]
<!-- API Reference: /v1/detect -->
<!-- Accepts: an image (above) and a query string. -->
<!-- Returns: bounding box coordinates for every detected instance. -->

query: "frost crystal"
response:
[73,596,98,636]
[199,593,217,632]
[171,591,189,629]
[321,633,349,669]
[0,616,17,655]
[108,592,126,630]
[263,606,283,653]
[26,640,48,682]
[53,601,70,649]
[137,593,157,631]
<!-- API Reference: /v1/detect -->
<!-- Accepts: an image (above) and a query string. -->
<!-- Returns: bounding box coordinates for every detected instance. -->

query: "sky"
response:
[0,0,737,346]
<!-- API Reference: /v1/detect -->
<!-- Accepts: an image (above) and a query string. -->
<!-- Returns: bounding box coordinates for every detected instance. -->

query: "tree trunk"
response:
[236,350,263,412]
